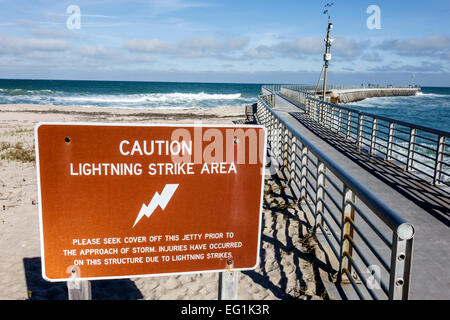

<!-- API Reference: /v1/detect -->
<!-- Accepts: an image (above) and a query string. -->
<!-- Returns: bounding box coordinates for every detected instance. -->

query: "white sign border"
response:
[34,122,268,282]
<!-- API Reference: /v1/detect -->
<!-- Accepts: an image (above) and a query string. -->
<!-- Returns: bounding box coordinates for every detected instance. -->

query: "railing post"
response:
[315,161,325,229]
[389,224,414,300]
[387,123,395,161]
[273,119,279,160]
[267,113,272,142]
[370,118,378,156]
[338,108,343,135]
[318,102,323,123]
[346,111,352,139]
[407,128,417,171]
[290,136,297,182]
[314,100,319,120]
[357,114,365,151]
[278,121,284,164]
[433,136,445,185]
[328,106,333,130]
[283,128,290,169]
[434,135,445,185]
[339,186,356,282]
[316,101,321,121]
[300,146,309,202]
[332,107,337,131]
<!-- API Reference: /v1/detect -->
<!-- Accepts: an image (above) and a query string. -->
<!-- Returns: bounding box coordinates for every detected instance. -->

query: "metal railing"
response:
[263,84,420,95]
[256,93,415,300]
[277,87,450,187]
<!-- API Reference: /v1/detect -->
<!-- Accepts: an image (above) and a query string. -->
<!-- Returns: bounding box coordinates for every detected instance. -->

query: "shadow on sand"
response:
[23,257,143,300]
[242,165,334,300]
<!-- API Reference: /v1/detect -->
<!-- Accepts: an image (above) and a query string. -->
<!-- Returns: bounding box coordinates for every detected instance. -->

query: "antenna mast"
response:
[322,2,334,101]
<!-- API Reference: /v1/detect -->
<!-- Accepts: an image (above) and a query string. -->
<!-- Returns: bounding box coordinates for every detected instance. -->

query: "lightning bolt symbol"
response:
[132,184,179,228]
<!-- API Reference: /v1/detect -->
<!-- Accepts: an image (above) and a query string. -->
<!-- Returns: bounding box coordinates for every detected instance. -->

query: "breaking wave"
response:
[0,90,253,109]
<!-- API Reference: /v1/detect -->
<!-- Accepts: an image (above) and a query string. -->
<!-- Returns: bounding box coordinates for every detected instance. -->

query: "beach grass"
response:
[0,141,35,163]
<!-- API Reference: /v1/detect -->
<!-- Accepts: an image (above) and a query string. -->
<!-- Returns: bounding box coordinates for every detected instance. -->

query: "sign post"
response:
[35,123,266,298]
[67,266,91,300]
[219,271,239,300]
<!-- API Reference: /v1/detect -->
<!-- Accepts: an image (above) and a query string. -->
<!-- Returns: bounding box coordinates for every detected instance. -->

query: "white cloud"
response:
[368,61,445,73]
[124,37,249,58]
[278,37,323,57]
[377,35,450,59]
[0,35,70,53]
[245,46,273,60]
[124,39,176,53]
[245,36,370,60]
[31,28,78,39]
[79,45,112,57]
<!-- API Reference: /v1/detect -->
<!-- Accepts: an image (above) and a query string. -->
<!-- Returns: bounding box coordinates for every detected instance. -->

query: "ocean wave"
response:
[0,88,57,95]
[415,92,448,98]
[348,92,450,109]
[56,92,243,104]
[0,90,254,109]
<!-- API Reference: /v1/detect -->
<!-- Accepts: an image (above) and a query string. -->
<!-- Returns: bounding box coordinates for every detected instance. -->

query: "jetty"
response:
[251,84,449,300]
[329,87,421,104]
[276,84,421,104]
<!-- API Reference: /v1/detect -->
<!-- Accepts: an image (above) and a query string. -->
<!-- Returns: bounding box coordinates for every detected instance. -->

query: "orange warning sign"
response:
[35,123,266,281]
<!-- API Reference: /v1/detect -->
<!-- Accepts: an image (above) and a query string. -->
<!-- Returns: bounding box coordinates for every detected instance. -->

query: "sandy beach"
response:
[0,103,327,300]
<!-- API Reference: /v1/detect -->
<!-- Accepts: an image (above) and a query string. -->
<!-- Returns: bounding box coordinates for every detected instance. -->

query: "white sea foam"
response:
[414,92,447,98]
[348,91,449,109]
[0,88,57,95]
[56,92,243,104]
[0,89,253,109]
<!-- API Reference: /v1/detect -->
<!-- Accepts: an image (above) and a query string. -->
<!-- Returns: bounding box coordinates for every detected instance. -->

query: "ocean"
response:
[0,79,448,133]
[347,87,450,132]
[346,87,449,182]
[0,79,260,110]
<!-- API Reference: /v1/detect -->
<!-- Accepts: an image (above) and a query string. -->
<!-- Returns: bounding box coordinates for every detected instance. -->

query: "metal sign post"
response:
[67,266,92,300]
[218,260,238,300]
[218,271,239,300]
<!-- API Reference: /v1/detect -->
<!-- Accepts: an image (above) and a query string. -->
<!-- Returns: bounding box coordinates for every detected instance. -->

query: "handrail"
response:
[272,84,422,91]
[256,93,415,300]
[279,86,450,186]
[258,94,413,232]
[306,95,450,137]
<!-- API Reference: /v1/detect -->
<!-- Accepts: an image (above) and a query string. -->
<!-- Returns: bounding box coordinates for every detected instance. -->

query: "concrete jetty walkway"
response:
[270,93,449,300]
[329,87,421,104]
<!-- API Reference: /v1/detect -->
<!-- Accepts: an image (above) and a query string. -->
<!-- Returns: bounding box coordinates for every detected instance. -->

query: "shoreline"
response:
[0,103,247,118]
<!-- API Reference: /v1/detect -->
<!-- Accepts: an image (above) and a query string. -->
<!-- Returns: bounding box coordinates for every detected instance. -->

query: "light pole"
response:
[322,21,333,101]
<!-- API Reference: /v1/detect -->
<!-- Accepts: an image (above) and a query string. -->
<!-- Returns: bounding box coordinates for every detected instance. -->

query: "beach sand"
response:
[0,104,328,300]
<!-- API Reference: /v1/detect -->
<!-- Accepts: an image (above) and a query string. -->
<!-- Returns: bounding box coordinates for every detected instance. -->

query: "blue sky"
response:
[0,0,449,85]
